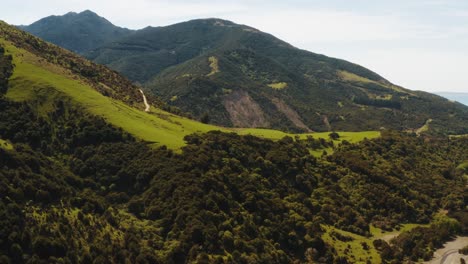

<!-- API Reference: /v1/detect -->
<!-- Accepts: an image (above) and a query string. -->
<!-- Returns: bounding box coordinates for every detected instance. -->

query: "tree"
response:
[329,132,340,140]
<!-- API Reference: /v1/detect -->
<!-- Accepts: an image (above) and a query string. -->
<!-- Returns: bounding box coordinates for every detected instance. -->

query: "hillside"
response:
[1,20,467,264]
[18,10,133,54]
[1,20,379,150]
[22,14,468,134]
[84,18,468,134]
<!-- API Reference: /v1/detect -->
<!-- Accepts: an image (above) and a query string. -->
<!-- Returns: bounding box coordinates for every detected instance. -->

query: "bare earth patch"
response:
[223,90,269,128]
[270,97,312,132]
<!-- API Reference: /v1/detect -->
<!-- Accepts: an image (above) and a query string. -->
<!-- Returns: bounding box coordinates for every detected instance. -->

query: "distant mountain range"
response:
[18,10,468,135]
[435,92,468,106]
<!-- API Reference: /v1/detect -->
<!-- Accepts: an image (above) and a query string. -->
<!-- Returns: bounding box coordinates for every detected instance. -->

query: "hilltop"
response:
[19,10,133,54]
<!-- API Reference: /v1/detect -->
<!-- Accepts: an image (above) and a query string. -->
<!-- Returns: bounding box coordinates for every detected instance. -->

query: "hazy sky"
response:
[2,0,468,93]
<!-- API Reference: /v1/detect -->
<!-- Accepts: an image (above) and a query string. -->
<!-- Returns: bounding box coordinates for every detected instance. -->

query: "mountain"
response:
[18,10,133,54]
[436,92,468,106]
[1,20,468,264]
[22,15,468,135]
[85,18,468,134]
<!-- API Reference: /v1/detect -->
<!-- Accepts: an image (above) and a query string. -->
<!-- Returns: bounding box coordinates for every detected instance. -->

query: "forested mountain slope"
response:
[22,14,468,134]
[84,18,468,134]
[0,20,467,264]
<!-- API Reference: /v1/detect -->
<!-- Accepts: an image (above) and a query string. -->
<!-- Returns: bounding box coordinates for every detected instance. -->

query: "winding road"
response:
[424,236,468,264]
[139,89,150,112]
[439,249,462,264]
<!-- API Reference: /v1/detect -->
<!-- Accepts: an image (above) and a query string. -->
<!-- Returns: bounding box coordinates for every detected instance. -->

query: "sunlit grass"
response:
[323,223,429,264]
[207,56,219,76]
[267,82,287,89]
[0,138,13,150]
[2,39,380,150]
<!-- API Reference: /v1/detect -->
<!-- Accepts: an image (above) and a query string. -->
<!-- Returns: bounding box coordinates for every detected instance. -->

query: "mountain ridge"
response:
[17,12,468,135]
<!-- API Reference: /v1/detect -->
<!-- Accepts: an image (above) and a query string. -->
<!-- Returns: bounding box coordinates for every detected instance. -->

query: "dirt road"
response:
[139,89,150,112]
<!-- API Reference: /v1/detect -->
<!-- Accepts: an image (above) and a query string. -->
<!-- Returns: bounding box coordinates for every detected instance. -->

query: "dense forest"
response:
[1,43,467,263]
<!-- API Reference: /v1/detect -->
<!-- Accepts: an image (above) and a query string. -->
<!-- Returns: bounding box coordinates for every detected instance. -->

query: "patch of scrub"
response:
[268,82,287,89]
[338,70,377,84]
[338,70,414,95]
[0,139,13,150]
[206,56,219,76]
[375,94,393,100]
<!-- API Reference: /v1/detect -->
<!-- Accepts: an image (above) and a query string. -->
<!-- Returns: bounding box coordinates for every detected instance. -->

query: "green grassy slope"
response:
[1,39,379,149]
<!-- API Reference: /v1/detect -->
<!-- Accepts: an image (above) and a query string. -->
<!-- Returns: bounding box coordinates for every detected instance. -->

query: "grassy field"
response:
[236,128,379,143]
[2,38,380,150]
[322,223,429,264]
[0,139,13,150]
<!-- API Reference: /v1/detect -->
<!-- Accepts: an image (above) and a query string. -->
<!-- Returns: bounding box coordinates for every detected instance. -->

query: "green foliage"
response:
[376,214,462,262]
[0,88,466,262]
[0,45,13,94]
[0,19,467,264]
